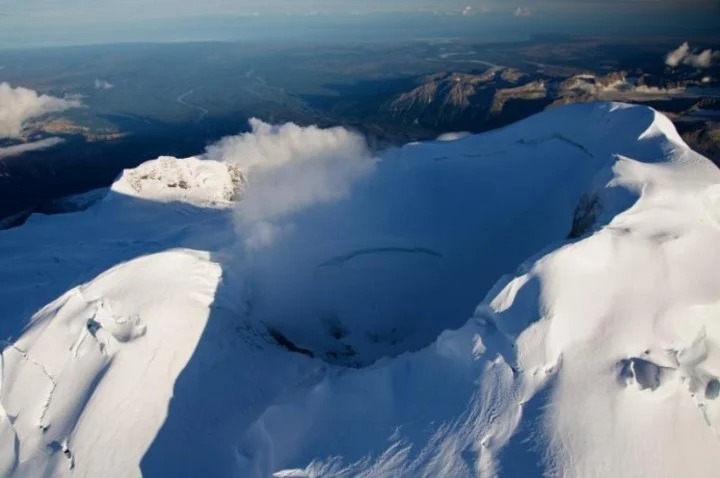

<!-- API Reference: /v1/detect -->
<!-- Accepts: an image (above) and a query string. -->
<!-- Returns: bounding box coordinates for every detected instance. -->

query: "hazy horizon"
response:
[2,4,719,50]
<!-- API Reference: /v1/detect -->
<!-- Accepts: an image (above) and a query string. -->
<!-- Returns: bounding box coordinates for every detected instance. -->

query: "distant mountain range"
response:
[381,67,720,150]
[380,68,720,163]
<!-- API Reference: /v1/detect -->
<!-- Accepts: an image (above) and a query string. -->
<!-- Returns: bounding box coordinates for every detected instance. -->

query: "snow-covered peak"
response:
[1,103,719,477]
[109,155,243,206]
[478,151,720,477]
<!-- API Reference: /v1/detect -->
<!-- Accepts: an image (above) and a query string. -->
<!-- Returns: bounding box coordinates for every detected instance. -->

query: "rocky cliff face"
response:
[381,67,719,165]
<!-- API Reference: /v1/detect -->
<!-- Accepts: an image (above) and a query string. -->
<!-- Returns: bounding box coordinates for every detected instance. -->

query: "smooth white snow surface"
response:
[1,102,719,477]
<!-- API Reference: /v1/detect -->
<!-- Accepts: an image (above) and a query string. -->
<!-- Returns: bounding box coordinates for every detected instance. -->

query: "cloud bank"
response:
[203,118,376,251]
[0,137,65,159]
[665,42,719,69]
[0,83,82,138]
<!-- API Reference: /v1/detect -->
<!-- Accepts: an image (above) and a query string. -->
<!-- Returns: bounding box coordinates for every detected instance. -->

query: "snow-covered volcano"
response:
[1,103,719,477]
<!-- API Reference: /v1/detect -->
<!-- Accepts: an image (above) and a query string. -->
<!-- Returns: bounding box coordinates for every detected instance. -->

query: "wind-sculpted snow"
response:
[0,250,221,476]
[1,102,719,477]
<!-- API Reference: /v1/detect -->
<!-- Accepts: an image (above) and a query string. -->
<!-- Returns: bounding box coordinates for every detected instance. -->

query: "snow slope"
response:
[1,102,719,477]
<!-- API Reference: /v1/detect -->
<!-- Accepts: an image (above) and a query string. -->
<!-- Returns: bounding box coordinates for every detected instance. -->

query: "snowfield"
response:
[1,103,719,477]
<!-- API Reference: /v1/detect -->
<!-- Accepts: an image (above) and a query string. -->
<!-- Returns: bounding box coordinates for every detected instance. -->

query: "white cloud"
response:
[459,4,490,15]
[437,131,470,141]
[94,79,114,90]
[665,42,719,69]
[203,118,376,251]
[665,42,692,67]
[514,6,532,16]
[689,49,719,68]
[0,137,65,159]
[0,82,82,138]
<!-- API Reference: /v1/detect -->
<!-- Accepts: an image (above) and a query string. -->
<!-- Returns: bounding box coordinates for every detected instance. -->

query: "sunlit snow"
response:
[1,102,719,477]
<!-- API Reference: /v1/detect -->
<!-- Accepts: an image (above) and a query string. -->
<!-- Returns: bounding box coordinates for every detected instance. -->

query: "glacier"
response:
[0,102,719,477]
